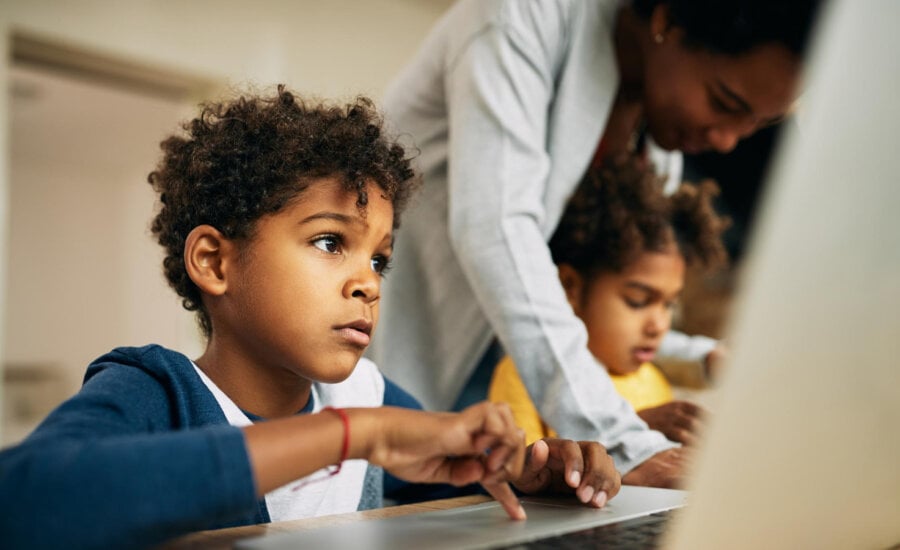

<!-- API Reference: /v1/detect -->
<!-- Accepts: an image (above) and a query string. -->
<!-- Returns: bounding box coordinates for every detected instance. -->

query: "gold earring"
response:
[654,33,664,44]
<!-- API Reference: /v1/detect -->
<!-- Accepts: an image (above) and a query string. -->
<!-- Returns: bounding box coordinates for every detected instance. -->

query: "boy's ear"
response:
[184,225,234,297]
[557,264,585,316]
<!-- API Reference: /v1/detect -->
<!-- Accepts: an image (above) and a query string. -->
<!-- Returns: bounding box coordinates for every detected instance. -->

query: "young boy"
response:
[490,155,729,447]
[0,87,620,548]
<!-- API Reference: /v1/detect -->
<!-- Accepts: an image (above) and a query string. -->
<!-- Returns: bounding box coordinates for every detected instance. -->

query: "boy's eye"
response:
[312,235,341,254]
[371,255,392,276]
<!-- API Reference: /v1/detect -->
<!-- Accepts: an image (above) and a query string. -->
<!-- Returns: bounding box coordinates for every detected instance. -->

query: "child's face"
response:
[561,247,685,376]
[223,177,393,384]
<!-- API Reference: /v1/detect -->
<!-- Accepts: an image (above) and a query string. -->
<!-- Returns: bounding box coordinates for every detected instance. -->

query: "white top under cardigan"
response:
[193,358,384,521]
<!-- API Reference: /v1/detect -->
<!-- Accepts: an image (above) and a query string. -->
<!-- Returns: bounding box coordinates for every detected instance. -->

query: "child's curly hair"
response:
[549,155,729,277]
[148,85,418,337]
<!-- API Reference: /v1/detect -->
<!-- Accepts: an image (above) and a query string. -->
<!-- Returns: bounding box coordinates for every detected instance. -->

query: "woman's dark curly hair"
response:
[632,0,822,56]
[148,85,418,337]
[549,155,729,279]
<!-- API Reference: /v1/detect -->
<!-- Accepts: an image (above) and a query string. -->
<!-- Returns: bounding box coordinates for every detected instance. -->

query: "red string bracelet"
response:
[291,406,350,491]
[324,406,350,474]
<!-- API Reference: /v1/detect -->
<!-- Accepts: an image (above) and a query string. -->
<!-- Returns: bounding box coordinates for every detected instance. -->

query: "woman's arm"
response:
[441,2,675,473]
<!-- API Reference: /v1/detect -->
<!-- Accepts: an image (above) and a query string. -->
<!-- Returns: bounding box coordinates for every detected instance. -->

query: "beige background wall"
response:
[0,0,454,444]
[1,0,452,98]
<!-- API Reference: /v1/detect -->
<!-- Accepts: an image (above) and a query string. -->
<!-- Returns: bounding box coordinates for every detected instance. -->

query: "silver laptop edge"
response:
[237,485,687,550]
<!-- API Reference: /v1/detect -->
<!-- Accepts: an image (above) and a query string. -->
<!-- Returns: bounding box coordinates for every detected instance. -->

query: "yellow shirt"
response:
[488,355,673,445]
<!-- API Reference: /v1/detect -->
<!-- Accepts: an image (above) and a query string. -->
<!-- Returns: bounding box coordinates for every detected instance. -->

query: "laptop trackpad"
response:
[236,485,687,550]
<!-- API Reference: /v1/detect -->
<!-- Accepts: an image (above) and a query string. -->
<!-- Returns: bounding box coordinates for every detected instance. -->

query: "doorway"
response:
[3,32,219,444]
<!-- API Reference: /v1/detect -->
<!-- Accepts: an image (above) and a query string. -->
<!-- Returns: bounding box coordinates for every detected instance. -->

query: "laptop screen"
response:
[664,1,900,548]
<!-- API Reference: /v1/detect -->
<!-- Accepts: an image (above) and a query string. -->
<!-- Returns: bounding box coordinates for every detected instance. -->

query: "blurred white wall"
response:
[0,0,454,444]
[6,65,198,406]
[1,0,452,97]
[0,19,10,444]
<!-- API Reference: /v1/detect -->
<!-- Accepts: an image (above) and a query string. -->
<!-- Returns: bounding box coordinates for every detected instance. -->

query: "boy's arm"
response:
[0,367,257,549]
[381,376,486,503]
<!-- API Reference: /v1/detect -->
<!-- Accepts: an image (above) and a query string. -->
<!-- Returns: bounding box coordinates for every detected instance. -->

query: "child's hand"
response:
[366,402,528,519]
[511,439,621,508]
[637,400,706,446]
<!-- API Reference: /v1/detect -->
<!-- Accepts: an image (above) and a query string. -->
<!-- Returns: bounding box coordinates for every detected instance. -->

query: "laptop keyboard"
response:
[499,510,673,550]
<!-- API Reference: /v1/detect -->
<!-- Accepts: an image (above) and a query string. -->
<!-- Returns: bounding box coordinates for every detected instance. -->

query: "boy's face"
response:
[223,177,393,384]
[561,247,685,376]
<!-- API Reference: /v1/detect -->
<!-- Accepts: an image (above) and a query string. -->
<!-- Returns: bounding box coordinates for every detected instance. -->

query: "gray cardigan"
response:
[371,0,679,474]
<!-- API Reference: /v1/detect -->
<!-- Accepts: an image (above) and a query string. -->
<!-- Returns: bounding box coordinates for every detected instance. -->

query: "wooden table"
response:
[161,495,492,549]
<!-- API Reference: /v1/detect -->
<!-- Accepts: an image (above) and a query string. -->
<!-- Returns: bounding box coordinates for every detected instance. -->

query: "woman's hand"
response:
[637,400,706,446]
[621,448,689,489]
[512,438,621,508]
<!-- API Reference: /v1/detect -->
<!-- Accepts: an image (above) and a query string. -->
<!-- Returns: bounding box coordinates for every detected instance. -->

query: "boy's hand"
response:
[638,400,705,446]
[366,402,528,519]
[621,448,689,488]
[511,439,621,508]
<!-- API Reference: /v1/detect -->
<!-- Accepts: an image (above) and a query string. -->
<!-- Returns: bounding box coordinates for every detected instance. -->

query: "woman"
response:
[371,0,821,487]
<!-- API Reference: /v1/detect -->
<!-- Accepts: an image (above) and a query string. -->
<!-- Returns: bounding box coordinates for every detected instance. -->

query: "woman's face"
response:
[642,27,801,155]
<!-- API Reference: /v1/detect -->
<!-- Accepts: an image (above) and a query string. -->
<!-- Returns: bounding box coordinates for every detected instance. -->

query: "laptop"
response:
[237,487,686,550]
[240,1,900,548]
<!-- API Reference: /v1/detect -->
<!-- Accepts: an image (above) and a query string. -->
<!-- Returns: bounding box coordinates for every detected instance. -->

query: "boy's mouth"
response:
[334,319,373,347]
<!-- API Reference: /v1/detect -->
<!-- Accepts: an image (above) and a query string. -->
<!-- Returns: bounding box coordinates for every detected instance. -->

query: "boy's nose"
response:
[344,266,380,303]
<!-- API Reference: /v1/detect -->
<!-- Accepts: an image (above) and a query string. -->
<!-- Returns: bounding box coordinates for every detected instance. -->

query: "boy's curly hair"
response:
[549,155,729,278]
[148,85,418,337]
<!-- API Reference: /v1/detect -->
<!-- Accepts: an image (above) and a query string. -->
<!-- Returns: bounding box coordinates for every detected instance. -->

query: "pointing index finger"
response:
[483,481,527,521]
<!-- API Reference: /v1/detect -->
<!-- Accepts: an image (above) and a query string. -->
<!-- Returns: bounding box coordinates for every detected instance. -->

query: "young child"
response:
[489,155,729,447]
[0,87,621,548]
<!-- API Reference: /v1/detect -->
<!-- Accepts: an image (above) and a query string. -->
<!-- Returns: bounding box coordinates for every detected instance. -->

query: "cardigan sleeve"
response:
[0,365,258,549]
[440,1,675,473]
